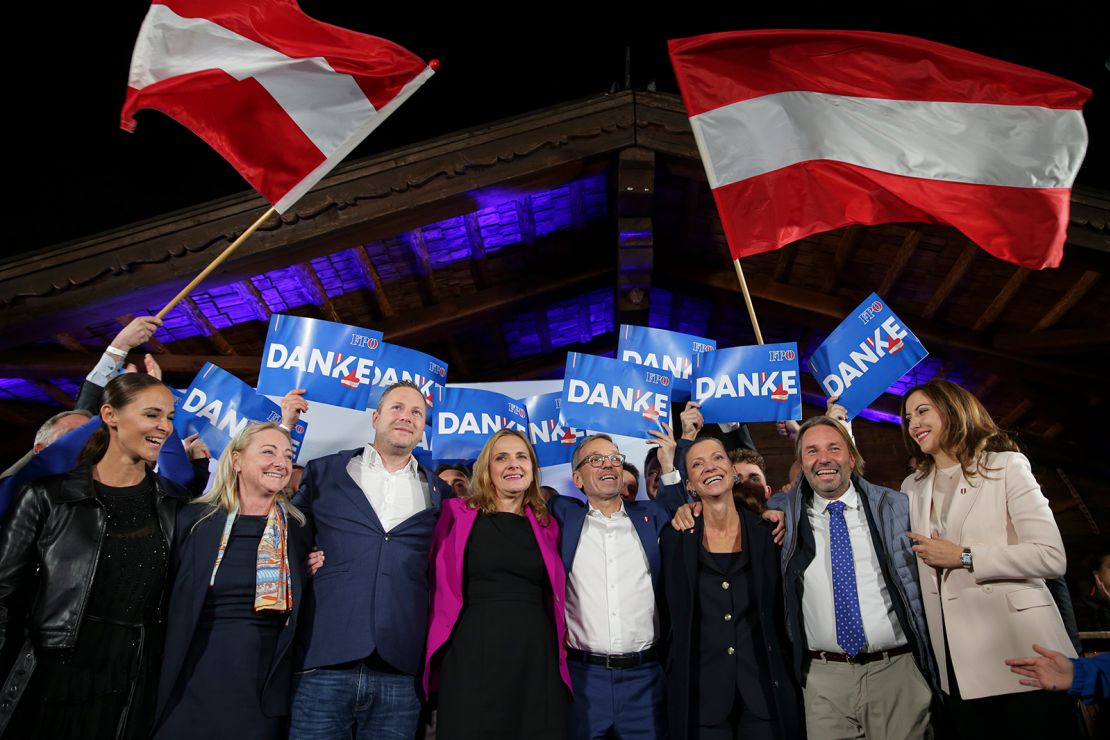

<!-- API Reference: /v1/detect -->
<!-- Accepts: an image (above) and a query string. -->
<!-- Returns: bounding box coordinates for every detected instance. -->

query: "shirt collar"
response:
[587,498,628,519]
[813,481,859,514]
[361,443,419,477]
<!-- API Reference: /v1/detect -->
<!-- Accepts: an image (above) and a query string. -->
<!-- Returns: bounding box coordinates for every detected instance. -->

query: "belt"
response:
[566,647,657,669]
[808,644,912,665]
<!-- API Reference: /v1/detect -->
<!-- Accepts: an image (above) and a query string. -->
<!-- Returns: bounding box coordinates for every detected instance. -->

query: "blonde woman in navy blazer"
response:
[153,423,312,740]
[424,429,571,740]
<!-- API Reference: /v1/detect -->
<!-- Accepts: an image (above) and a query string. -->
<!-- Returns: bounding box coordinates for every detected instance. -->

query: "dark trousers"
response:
[567,660,666,739]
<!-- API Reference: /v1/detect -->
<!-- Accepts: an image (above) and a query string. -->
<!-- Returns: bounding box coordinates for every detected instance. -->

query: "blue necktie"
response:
[827,500,867,657]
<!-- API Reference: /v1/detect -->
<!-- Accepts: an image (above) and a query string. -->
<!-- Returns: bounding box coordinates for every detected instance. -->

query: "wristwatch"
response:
[960,547,973,570]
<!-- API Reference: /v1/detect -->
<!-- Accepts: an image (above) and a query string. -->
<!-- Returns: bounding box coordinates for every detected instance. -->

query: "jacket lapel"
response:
[627,502,661,591]
[562,502,588,573]
[334,450,387,533]
[912,468,936,535]
[941,467,980,545]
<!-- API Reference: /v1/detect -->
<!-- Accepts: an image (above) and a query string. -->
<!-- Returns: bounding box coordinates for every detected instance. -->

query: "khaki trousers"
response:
[802,651,932,740]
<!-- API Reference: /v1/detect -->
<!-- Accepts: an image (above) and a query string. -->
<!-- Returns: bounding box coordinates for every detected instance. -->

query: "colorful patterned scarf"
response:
[209,501,293,612]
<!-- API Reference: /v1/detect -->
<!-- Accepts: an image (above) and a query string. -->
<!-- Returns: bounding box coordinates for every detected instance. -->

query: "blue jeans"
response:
[289,664,422,740]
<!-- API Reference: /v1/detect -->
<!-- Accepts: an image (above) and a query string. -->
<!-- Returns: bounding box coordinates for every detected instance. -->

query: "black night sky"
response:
[12,3,1108,259]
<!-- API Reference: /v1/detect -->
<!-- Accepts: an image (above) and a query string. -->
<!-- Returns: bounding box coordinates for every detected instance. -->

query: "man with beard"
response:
[765,417,937,740]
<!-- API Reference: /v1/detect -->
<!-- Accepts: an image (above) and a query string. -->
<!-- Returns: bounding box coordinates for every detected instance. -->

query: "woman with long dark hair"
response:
[152,422,311,739]
[0,374,188,739]
[424,429,570,740]
[660,435,801,740]
[901,378,1077,738]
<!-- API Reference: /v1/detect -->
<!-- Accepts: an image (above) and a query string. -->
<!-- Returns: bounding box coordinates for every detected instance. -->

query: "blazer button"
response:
[384,535,391,542]
[722,581,730,590]
[727,647,735,655]
[724,613,733,622]
[982,585,992,593]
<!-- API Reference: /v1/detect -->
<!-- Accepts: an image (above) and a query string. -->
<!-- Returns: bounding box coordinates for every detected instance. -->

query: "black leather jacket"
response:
[0,467,188,697]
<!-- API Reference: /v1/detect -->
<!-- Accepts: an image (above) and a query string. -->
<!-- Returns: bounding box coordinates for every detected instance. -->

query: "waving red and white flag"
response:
[122,0,435,213]
[669,30,1090,269]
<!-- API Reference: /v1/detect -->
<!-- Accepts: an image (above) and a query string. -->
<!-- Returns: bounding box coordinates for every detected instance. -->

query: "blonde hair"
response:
[194,422,306,526]
[901,379,1018,481]
[468,428,549,525]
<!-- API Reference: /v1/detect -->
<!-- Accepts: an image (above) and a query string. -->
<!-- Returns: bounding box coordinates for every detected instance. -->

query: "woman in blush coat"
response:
[424,429,571,740]
[902,379,1078,739]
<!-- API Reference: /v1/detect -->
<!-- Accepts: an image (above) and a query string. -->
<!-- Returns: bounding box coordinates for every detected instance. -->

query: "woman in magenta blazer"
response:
[424,429,571,740]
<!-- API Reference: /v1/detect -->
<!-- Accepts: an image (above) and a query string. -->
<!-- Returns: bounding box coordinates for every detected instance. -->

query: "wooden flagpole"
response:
[155,207,278,320]
[732,258,764,345]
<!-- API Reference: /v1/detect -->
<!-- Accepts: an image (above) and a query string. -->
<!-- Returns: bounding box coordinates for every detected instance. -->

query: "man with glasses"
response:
[549,433,672,738]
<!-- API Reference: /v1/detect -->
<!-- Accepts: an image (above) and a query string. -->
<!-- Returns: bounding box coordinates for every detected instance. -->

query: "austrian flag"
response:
[668,30,1091,269]
[122,0,435,213]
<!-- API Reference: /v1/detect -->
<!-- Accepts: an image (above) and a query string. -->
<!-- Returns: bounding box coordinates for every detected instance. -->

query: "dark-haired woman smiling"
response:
[0,374,189,739]
[660,436,801,740]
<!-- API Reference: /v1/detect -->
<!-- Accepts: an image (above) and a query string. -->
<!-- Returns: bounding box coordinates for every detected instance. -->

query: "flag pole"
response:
[155,207,278,320]
[732,258,764,345]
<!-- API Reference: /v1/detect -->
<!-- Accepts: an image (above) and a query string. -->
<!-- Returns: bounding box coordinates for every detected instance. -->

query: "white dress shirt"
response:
[345,444,430,532]
[565,500,657,654]
[802,483,906,653]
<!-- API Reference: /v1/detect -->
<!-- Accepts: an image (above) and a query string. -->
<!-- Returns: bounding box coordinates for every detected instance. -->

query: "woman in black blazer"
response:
[661,436,802,740]
[152,423,312,740]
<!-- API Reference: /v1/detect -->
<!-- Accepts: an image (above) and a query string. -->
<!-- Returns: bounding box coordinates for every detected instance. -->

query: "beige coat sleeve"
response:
[969,453,1066,582]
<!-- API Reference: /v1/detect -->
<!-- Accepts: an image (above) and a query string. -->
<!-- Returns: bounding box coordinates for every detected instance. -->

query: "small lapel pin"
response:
[643,515,649,523]
[960,487,967,495]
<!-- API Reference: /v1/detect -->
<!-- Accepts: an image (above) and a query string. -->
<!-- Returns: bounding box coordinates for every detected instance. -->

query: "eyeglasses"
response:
[575,453,626,470]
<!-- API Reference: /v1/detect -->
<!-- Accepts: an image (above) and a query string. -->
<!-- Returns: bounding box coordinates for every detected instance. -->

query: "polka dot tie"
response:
[827,500,866,657]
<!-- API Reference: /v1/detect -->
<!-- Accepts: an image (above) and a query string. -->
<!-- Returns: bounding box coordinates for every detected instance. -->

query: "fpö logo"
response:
[429,361,447,379]
[767,349,796,362]
[645,371,671,387]
[857,300,885,325]
[349,333,380,350]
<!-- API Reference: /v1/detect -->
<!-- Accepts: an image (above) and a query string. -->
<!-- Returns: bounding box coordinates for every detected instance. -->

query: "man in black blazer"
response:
[285,380,452,740]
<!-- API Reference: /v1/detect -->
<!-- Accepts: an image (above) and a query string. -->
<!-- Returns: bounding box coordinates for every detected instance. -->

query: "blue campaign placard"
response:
[432,387,529,463]
[560,353,673,438]
[257,314,383,410]
[617,324,716,402]
[522,391,586,468]
[176,363,308,461]
[365,343,449,424]
[808,293,929,419]
[693,342,802,423]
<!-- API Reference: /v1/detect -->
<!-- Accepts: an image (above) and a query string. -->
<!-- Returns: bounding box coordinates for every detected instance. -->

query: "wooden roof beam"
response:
[463,213,491,290]
[993,326,1110,353]
[236,279,272,321]
[617,147,655,327]
[180,296,237,356]
[663,262,1102,389]
[972,266,1031,332]
[922,240,977,320]
[406,230,441,305]
[773,243,798,284]
[878,229,921,296]
[54,333,88,353]
[34,380,75,407]
[1033,270,1100,330]
[352,245,395,319]
[821,226,861,293]
[297,263,342,324]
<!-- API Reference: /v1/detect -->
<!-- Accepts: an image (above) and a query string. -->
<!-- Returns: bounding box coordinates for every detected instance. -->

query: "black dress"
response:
[153,514,285,740]
[7,478,168,740]
[437,512,566,740]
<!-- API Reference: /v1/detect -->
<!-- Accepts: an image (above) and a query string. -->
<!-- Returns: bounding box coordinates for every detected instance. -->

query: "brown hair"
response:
[901,379,1017,481]
[377,379,426,412]
[794,417,866,476]
[729,448,767,477]
[468,429,549,525]
[79,373,169,467]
